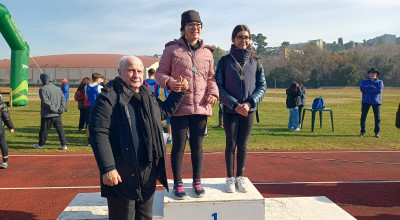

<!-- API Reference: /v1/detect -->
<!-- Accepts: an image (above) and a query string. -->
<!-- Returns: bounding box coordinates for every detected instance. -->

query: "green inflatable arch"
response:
[0,3,29,106]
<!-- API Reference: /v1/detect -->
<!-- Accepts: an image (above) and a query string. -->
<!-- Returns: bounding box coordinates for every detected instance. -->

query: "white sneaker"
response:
[236,176,248,193]
[33,144,44,149]
[294,128,301,131]
[58,145,67,150]
[225,177,236,193]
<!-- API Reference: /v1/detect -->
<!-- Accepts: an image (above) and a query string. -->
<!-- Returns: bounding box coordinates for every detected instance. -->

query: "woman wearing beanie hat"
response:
[156,10,219,200]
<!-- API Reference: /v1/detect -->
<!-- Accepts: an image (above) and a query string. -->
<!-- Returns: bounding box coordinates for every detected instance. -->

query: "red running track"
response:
[0,151,399,220]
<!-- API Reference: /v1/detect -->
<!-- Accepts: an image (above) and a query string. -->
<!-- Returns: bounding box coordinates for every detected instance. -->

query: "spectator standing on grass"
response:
[61,78,69,101]
[359,68,383,138]
[0,94,14,169]
[85,73,104,146]
[215,24,266,193]
[143,68,160,98]
[75,77,91,131]
[156,10,219,200]
[33,73,68,150]
[90,56,185,220]
[396,102,400,129]
[286,82,302,131]
[298,84,306,125]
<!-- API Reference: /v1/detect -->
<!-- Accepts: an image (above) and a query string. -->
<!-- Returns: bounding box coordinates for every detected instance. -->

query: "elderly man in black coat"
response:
[89,55,187,220]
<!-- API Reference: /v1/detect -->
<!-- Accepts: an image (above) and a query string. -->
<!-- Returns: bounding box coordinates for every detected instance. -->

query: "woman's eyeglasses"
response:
[236,36,251,42]
[187,23,202,29]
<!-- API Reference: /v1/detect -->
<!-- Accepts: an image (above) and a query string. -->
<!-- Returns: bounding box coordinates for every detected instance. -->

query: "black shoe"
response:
[375,133,380,138]
[173,182,186,200]
[193,179,205,198]
[359,133,365,137]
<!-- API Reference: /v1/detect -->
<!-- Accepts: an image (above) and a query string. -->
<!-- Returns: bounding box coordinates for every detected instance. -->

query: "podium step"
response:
[265,196,356,220]
[160,178,265,220]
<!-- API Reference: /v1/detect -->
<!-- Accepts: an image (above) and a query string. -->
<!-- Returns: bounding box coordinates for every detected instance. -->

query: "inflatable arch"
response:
[0,3,29,106]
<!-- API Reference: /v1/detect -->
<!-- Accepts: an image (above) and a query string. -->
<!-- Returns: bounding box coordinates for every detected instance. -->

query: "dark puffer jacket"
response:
[39,73,67,118]
[215,45,267,113]
[0,100,14,134]
[89,77,183,201]
[286,87,301,108]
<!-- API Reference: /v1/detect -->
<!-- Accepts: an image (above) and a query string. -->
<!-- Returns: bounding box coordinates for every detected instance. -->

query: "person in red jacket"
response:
[156,10,219,200]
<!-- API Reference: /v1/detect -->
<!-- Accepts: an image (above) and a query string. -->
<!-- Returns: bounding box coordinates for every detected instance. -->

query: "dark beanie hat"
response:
[181,10,202,31]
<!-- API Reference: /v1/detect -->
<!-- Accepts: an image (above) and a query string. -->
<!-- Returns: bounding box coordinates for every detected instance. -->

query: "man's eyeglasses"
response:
[236,36,251,42]
[187,23,202,29]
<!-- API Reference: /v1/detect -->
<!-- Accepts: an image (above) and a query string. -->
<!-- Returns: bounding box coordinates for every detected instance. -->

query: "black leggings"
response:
[223,111,255,177]
[170,115,207,182]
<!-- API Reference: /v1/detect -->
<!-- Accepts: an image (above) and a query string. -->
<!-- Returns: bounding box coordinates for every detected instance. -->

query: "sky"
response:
[0,0,399,60]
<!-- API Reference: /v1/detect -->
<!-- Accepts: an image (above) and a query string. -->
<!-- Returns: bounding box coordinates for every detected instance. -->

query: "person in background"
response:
[85,73,104,146]
[163,88,173,144]
[90,56,185,220]
[215,24,266,193]
[0,94,14,169]
[33,73,68,150]
[61,78,69,101]
[143,68,160,98]
[76,77,91,131]
[214,102,224,128]
[396,102,400,129]
[359,68,383,138]
[298,84,306,125]
[286,82,302,131]
[156,10,219,200]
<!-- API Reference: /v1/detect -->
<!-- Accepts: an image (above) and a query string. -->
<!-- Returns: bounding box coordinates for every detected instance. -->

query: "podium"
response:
[57,178,355,220]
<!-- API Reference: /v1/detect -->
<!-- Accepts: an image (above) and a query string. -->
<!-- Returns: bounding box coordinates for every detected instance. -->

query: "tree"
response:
[281,41,290,48]
[338,37,344,48]
[334,64,361,86]
[309,69,320,88]
[344,41,355,50]
[211,45,226,68]
[251,33,268,56]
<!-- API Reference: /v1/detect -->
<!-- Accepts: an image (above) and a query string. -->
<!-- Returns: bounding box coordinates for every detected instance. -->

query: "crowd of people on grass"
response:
[0,9,398,220]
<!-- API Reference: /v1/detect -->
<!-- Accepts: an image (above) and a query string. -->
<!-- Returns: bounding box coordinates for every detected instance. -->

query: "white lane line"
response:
[10,151,400,157]
[0,186,100,190]
[247,151,400,154]
[253,180,400,185]
[11,154,93,157]
[2,180,399,190]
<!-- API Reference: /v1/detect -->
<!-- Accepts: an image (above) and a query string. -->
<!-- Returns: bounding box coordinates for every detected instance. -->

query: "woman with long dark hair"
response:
[76,77,91,131]
[156,10,219,200]
[286,82,302,131]
[215,25,266,193]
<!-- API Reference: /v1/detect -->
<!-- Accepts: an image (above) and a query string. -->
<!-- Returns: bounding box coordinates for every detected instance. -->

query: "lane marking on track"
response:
[11,154,93,157]
[10,150,400,157]
[249,154,400,166]
[0,186,100,190]
[253,180,400,185]
[2,180,399,190]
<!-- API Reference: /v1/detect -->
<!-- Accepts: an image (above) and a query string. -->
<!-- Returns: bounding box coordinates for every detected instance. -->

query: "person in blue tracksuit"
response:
[359,68,383,138]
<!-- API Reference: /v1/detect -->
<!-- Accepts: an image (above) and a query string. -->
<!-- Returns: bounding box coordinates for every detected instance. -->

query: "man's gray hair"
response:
[118,55,144,70]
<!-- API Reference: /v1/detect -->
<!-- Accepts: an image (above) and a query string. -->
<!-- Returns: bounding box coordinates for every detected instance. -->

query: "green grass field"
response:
[4,87,400,153]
